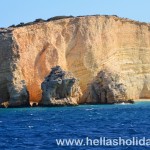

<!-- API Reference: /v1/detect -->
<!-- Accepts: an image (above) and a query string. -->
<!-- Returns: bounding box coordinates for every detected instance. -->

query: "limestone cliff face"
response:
[81,70,128,104]
[1,15,150,103]
[39,66,82,106]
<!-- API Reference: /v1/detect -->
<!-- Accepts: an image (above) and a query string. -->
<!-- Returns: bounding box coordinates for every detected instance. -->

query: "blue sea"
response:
[0,101,150,150]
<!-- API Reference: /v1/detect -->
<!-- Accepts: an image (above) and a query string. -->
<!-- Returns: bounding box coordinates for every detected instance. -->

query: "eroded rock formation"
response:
[81,70,128,104]
[39,66,82,106]
[7,80,29,107]
[0,80,29,108]
[0,15,150,106]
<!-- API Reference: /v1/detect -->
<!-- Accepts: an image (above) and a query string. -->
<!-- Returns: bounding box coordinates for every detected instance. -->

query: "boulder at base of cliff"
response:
[81,70,128,104]
[0,80,30,108]
[39,66,82,106]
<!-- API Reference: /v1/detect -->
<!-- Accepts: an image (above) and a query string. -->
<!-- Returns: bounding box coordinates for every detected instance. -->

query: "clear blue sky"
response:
[1,0,150,27]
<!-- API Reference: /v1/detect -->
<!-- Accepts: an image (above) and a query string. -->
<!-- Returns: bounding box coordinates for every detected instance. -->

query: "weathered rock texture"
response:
[81,70,127,104]
[6,80,29,107]
[39,66,82,106]
[0,15,150,104]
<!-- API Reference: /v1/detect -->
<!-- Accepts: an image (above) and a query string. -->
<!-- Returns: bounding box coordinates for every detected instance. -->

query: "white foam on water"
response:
[33,118,43,121]
[28,126,33,128]
[85,108,94,111]
[121,102,125,105]
[115,102,130,105]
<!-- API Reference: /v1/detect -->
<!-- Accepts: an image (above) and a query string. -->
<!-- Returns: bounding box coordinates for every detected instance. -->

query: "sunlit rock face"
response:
[81,70,127,104]
[0,15,150,104]
[39,66,82,106]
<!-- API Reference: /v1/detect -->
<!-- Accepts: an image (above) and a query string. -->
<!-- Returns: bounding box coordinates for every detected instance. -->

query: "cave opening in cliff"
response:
[0,85,10,103]
[139,83,150,99]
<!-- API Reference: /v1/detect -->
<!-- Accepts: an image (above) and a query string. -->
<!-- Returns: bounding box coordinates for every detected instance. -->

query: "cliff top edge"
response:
[0,15,150,33]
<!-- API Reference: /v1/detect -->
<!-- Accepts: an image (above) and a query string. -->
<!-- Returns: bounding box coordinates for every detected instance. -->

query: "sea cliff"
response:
[0,15,150,106]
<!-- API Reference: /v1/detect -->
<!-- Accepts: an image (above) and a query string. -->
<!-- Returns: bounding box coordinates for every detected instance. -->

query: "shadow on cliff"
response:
[139,83,150,99]
[80,70,128,104]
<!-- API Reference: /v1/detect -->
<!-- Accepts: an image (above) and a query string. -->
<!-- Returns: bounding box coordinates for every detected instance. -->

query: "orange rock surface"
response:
[1,15,150,102]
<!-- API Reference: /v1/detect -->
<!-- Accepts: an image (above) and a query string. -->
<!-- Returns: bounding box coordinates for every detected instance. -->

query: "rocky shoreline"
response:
[0,100,135,108]
[0,66,135,108]
[1,15,150,108]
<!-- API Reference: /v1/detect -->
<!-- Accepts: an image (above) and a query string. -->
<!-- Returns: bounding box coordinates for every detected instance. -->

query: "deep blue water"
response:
[0,102,150,150]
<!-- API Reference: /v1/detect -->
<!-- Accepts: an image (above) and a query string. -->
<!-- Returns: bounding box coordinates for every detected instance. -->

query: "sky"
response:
[1,0,150,27]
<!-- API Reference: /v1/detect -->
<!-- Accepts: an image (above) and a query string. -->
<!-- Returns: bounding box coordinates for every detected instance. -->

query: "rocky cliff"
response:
[39,66,82,106]
[0,15,150,105]
[82,70,128,104]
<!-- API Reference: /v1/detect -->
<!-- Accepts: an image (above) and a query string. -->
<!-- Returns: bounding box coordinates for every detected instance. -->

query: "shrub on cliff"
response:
[34,18,45,23]
[16,22,25,27]
[47,16,74,21]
